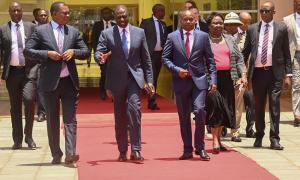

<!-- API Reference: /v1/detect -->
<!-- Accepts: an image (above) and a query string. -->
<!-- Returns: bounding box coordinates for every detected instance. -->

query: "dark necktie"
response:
[261,24,269,65]
[121,29,129,59]
[194,23,200,31]
[105,21,109,29]
[16,23,25,66]
[157,20,164,46]
[185,32,191,58]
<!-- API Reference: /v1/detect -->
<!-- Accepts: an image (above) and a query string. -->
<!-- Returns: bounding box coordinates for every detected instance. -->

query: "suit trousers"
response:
[231,84,246,136]
[112,74,142,153]
[44,76,78,158]
[148,51,162,106]
[99,63,107,96]
[243,90,255,133]
[175,80,207,153]
[6,67,36,143]
[252,68,282,142]
[292,52,300,118]
[36,66,46,116]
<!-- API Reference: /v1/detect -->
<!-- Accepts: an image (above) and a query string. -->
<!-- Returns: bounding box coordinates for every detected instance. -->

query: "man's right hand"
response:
[178,69,189,78]
[99,51,112,64]
[48,51,62,61]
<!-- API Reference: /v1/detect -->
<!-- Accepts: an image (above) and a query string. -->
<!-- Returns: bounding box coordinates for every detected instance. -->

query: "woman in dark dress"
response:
[206,12,247,153]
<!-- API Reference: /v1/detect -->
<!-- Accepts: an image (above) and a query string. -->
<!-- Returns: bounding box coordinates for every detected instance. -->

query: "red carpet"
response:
[76,88,278,180]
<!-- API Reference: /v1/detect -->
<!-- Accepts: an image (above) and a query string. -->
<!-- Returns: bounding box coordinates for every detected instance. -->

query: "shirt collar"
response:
[11,20,23,27]
[261,20,274,28]
[102,19,111,24]
[152,16,158,21]
[118,24,129,34]
[296,12,300,19]
[238,27,245,34]
[183,29,194,35]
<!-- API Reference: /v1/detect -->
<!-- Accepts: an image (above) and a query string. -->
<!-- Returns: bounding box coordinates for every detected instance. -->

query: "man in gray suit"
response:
[0,1,37,150]
[243,1,292,150]
[95,5,154,162]
[24,2,90,165]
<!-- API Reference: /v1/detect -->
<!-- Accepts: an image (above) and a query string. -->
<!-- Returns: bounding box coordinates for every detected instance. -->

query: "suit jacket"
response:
[140,17,168,53]
[0,21,37,80]
[92,20,115,52]
[95,25,153,92]
[162,29,217,92]
[283,13,298,59]
[243,21,292,80]
[24,23,90,92]
[197,19,209,33]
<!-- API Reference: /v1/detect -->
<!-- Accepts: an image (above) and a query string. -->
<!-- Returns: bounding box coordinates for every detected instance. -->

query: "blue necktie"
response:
[121,29,129,59]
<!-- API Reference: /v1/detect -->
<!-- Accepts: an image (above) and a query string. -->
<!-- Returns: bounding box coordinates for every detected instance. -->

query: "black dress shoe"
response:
[219,145,228,151]
[199,150,210,161]
[130,151,144,161]
[99,91,107,100]
[294,119,300,127]
[65,154,80,164]
[246,130,256,138]
[231,136,242,142]
[51,157,62,164]
[12,143,22,150]
[253,138,262,148]
[25,137,37,149]
[148,104,160,110]
[37,114,46,122]
[118,152,127,162]
[179,152,193,160]
[270,141,284,150]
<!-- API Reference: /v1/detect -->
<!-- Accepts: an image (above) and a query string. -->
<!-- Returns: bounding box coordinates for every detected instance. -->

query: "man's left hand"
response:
[62,49,75,61]
[145,83,155,96]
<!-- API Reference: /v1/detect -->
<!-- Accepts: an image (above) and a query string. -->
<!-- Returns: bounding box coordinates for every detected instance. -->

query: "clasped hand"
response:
[48,49,74,61]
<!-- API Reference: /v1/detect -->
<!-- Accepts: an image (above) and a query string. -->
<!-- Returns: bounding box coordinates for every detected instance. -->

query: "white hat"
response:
[224,12,243,25]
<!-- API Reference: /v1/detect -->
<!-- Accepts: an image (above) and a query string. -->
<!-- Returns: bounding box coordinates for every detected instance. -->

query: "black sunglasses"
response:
[259,9,273,14]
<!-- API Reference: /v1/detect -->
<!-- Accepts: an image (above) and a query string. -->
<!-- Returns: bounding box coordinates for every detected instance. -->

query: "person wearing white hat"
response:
[223,12,245,143]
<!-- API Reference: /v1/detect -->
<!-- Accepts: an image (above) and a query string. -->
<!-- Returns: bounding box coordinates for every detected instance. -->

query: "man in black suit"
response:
[0,1,37,150]
[140,4,167,110]
[243,1,292,150]
[190,7,209,33]
[24,1,90,165]
[92,7,115,100]
[35,9,49,122]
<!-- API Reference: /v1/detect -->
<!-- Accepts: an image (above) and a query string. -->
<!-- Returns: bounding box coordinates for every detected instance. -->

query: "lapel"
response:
[47,23,60,52]
[63,25,70,52]
[272,21,278,46]
[113,25,127,59]
[177,29,189,59]
[5,22,12,47]
[255,22,261,48]
[150,18,157,39]
[128,25,134,59]
[190,31,199,58]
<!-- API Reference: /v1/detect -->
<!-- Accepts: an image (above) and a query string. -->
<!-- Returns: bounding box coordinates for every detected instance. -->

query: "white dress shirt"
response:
[153,16,163,51]
[103,20,112,29]
[182,29,194,55]
[118,25,130,54]
[295,13,300,50]
[255,20,274,67]
[10,20,26,66]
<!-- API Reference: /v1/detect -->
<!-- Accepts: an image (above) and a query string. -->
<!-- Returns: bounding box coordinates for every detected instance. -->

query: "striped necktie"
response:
[261,23,269,65]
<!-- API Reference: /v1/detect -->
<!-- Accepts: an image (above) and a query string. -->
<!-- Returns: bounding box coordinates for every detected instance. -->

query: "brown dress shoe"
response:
[294,119,300,127]
[118,152,127,162]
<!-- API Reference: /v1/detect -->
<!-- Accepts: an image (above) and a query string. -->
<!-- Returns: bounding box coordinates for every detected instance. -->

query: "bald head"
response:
[9,1,23,23]
[239,12,252,32]
[261,1,275,11]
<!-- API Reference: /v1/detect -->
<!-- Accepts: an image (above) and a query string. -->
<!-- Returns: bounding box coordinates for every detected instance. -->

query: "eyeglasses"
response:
[259,9,273,14]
